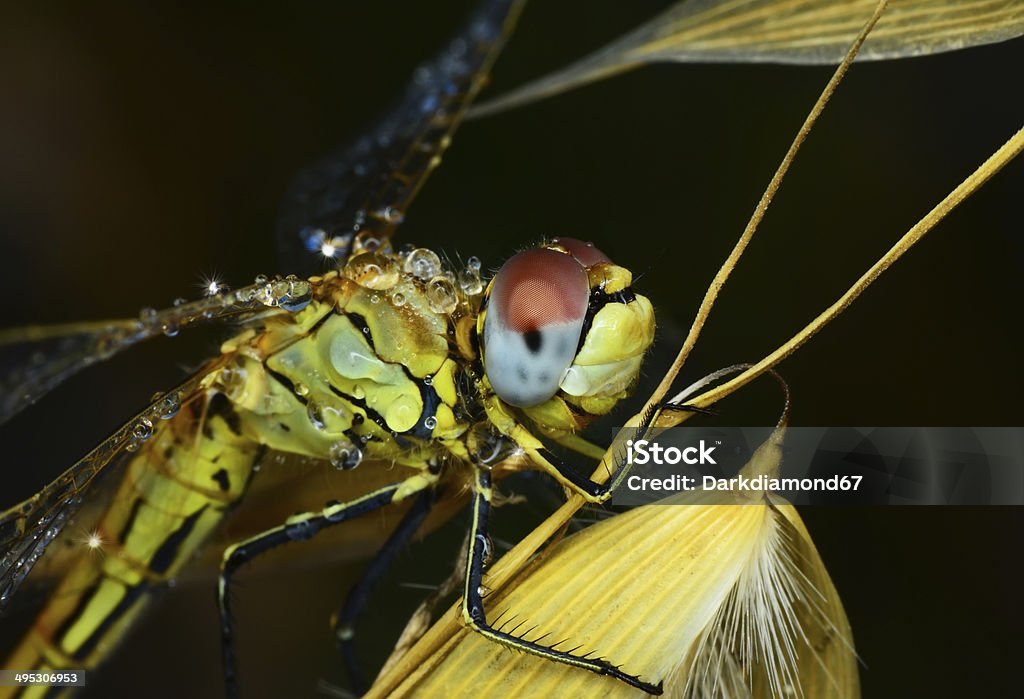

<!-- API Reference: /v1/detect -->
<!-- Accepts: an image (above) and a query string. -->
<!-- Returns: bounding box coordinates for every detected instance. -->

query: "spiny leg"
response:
[218,473,437,698]
[333,486,438,695]
[460,467,663,695]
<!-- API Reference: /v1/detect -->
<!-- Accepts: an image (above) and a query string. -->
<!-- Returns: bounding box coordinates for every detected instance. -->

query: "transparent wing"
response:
[0,277,311,427]
[274,0,526,276]
[470,0,1024,117]
[0,363,223,615]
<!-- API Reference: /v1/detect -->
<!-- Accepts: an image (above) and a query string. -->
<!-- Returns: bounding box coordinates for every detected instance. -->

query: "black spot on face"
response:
[523,329,542,353]
[517,367,528,381]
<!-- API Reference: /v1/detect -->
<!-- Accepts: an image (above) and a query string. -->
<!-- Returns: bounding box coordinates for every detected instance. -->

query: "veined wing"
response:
[0,361,224,615]
[274,0,526,276]
[0,277,311,427]
[470,0,1024,116]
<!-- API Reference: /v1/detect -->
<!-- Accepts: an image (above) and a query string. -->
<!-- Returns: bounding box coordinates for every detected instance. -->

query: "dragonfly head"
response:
[479,237,655,417]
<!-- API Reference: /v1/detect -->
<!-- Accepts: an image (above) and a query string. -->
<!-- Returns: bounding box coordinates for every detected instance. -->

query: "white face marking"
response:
[484,315,583,407]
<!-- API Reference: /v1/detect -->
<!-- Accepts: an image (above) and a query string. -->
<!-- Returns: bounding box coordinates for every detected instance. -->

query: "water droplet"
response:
[423,375,433,386]
[352,385,366,400]
[204,280,227,297]
[329,440,363,470]
[403,248,442,281]
[391,291,406,307]
[172,297,188,307]
[343,252,400,290]
[375,206,405,224]
[352,230,386,256]
[468,423,512,465]
[132,418,154,442]
[218,362,248,400]
[158,392,181,419]
[282,279,312,312]
[307,401,326,431]
[161,322,179,337]
[139,307,157,324]
[285,518,316,541]
[426,276,458,314]
[424,416,437,431]
[458,268,483,295]
[254,274,268,284]
[254,284,274,306]
[270,279,291,302]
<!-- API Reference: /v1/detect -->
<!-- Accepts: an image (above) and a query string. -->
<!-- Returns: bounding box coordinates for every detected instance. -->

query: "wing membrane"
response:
[0,363,222,615]
[0,278,308,427]
[274,0,526,275]
[470,0,1024,117]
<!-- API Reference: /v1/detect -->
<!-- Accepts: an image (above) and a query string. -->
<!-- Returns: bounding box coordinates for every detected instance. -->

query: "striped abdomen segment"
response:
[2,392,258,698]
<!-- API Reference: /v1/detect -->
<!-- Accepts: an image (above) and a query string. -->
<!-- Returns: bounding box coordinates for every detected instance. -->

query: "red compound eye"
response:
[483,248,589,407]
[551,237,612,268]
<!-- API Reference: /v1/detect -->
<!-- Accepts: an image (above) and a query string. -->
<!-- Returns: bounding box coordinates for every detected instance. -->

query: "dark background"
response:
[1,1,1021,697]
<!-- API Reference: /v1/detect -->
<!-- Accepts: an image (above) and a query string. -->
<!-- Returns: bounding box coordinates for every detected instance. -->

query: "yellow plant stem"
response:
[646,0,891,410]
[687,123,1024,411]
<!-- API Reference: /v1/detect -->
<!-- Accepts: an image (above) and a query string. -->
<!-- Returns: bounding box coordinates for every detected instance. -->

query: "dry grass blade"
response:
[471,0,1024,117]
[371,431,858,697]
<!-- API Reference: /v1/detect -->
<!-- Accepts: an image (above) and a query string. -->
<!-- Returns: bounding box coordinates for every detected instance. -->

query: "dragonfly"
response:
[1,0,1022,697]
[0,1,666,696]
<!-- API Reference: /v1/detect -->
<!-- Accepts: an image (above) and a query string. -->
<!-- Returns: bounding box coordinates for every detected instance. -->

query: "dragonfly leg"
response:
[217,471,438,698]
[332,486,438,695]
[509,402,714,504]
[460,467,664,695]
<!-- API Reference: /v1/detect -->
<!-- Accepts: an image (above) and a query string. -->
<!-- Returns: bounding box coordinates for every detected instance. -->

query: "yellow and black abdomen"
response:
[2,392,259,698]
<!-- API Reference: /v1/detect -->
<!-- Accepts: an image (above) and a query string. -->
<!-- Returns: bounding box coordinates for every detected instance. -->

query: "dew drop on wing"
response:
[158,392,181,419]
